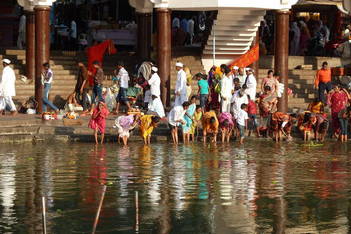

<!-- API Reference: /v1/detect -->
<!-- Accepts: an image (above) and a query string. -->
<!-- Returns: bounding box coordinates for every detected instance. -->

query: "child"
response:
[196,73,209,111]
[114,112,139,146]
[89,101,110,144]
[236,103,248,144]
[233,78,241,91]
[139,115,161,145]
[168,102,190,144]
[247,95,260,137]
[182,96,197,143]
[191,105,203,141]
[218,112,234,142]
[202,111,219,143]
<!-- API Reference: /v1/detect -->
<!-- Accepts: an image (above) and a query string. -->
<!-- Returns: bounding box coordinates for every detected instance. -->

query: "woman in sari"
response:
[182,96,197,143]
[327,85,350,136]
[261,70,278,94]
[114,113,139,146]
[139,115,161,145]
[202,111,219,143]
[190,105,203,141]
[258,86,278,134]
[218,112,234,142]
[207,66,220,112]
[89,101,110,144]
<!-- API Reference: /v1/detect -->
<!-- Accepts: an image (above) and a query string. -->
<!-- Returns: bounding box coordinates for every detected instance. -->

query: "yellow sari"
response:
[190,111,203,134]
[140,115,154,139]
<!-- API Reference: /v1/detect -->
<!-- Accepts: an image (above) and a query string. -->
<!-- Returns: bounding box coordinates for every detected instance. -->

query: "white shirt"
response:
[220,74,233,99]
[245,74,257,100]
[70,20,77,39]
[237,74,246,87]
[117,67,129,89]
[231,93,248,119]
[148,73,161,97]
[0,66,16,97]
[236,109,248,126]
[41,68,53,85]
[168,105,186,126]
[175,69,187,95]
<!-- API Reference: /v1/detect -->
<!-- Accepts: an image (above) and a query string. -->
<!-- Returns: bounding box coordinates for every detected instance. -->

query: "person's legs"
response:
[42,84,58,112]
[4,96,17,115]
[122,136,128,145]
[94,129,98,144]
[326,82,333,93]
[339,118,345,141]
[100,133,104,144]
[318,82,327,104]
[221,129,225,142]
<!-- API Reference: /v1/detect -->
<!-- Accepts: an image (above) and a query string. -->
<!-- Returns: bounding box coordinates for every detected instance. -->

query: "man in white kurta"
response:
[0,59,17,115]
[148,67,165,118]
[174,62,187,106]
[244,68,257,101]
[220,74,234,113]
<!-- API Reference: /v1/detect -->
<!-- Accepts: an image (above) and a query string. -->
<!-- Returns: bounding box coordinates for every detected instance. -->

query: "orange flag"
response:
[228,44,259,69]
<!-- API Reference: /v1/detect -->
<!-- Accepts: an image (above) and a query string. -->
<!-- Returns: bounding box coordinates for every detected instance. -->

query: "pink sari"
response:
[89,104,110,133]
[218,112,234,130]
[328,91,348,133]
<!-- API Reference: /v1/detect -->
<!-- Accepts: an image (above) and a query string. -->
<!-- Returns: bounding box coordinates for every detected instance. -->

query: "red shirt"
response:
[247,100,257,115]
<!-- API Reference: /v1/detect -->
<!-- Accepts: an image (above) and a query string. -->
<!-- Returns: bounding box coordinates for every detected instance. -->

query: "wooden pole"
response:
[92,185,107,234]
[135,191,139,232]
[42,197,47,234]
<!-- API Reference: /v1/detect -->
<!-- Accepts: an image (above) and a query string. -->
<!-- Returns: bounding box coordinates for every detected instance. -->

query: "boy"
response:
[168,101,190,144]
[236,103,249,144]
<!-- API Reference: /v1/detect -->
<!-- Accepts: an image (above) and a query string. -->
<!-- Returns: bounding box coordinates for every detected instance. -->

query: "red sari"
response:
[89,104,110,134]
[86,40,117,86]
[328,91,348,133]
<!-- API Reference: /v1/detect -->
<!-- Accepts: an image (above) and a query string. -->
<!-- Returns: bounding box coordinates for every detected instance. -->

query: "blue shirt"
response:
[198,79,209,95]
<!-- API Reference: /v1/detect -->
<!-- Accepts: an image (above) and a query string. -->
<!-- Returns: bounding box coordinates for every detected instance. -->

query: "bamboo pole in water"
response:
[42,197,47,234]
[135,191,139,232]
[92,185,107,234]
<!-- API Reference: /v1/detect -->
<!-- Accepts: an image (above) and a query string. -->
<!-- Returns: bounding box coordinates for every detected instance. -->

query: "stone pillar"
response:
[157,8,171,107]
[136,12,152,60]
[34,6,51,113]
[274,10,290,113]
[25,10,35,81]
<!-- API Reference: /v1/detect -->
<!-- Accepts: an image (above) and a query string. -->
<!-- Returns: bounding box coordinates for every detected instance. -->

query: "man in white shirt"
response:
[115,61,131,113]
[237,67,246,87]
[231,89,248,120]
[244,68,257,101]
[0,59,17,115]
[148,66,165,118]
[220,66,234,113]
[41,62,59,112]
[174,62,187,107]
[168,101,190,144]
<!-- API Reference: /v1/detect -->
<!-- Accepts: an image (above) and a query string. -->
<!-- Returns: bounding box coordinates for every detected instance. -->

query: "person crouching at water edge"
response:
[218,112,234,143]
[297,112,317,141]
[139,115,161,145]
[114,111,139,146]
[270,112,297,142]
[168,101,190,144]
[202,110,219,143]
[89,101,109,144]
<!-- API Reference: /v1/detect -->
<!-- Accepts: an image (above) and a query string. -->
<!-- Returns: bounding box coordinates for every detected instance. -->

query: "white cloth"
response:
[117,67,129,89]
[231,93,248,119]
[0,66,16,97]
[115,116,134,138]
[148,73,161,97]
[220,75,233,99]
[277,82,285,98]
[144,89,152,103]
[238,74,246,87]
[70,20,77,39]
[175,69,187,106]
[236,109,248,126]
[244,74,257,100]
[148,97,165,118]
[0,96,16,111]
[41,68,53,85]
[168,105,185,126]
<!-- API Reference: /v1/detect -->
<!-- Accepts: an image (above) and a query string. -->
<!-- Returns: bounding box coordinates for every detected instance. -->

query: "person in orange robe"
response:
[86,40,117,86]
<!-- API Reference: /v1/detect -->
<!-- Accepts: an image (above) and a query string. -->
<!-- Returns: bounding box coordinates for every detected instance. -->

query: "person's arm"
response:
[314,70,320,88]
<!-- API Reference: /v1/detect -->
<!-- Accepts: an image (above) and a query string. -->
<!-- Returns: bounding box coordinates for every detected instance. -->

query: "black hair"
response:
[117,61,124,67]
[241,103,247,109]
[264,86,272,91]
[92,60,100,65]
[43,62,50,68]
[191,95,197,100]
[322,61,328,66]
[182,101,191,108]
[233,78,240,83]
[268,69,273,75]
[151,116,161,123]
[196,105,202,110]
[222,119,229,127]
[210,117,216,124]
[220,64,231,75]
[290,113,298,118]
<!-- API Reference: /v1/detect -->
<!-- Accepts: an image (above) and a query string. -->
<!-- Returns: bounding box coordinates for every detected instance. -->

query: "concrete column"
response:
[136,12,152,60]
[25,10,35,81]
[157,8,171,107]
[274,10,290,113]
[35,6,51,113]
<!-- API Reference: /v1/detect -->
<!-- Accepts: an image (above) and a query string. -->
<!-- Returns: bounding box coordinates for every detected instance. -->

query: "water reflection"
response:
[0,142,351,233]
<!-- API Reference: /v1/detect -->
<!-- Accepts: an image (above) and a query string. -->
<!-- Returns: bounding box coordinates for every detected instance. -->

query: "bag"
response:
[214,83,221,94]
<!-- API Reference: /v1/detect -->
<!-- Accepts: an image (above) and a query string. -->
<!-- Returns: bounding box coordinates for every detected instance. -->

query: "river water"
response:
[0,140,351,233]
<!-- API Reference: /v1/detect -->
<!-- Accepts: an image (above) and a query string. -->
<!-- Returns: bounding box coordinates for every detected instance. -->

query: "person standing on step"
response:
[91,61,104,106]
[220,64,234,113]
[148,66,165,118]
[243,68,257,101]
[76,62,90,111]
[115,61,131,114]
[174,62,187,106]
[41,62,59,113]
[314,61,332,104]
[0,59,17,116]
